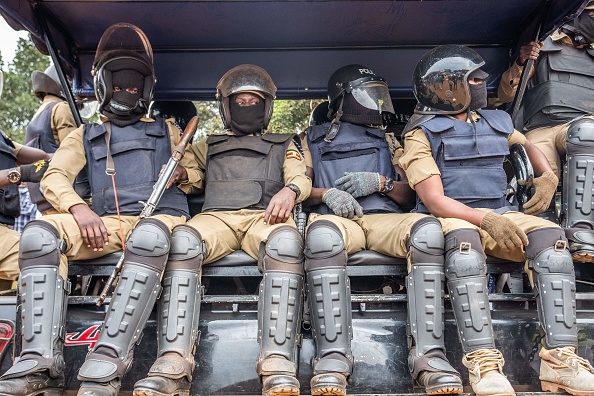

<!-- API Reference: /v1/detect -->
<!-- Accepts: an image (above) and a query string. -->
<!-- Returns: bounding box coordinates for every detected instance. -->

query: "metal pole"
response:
[34,5,83,127]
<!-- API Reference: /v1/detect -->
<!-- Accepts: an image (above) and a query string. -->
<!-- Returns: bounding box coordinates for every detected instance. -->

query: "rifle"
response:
[97,116,199,306]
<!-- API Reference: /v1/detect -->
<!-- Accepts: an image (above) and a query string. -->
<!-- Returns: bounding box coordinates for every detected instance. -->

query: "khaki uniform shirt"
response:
[399,112,526,189]
[41,117,202,213]
[184,131,312,203]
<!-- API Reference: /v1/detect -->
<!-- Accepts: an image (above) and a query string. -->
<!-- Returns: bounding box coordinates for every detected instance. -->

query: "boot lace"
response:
[465,349,505,377]
[553,347,594,373]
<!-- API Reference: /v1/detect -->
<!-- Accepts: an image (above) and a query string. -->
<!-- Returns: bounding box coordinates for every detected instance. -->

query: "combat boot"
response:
[462,349,515,396]
[310,370,347,396]
[539,346,594,395]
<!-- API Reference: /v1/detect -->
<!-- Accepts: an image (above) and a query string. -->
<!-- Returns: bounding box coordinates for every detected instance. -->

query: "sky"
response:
[0,16,31,69]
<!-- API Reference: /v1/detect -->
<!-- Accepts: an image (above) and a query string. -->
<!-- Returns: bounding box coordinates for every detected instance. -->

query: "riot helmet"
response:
[309,101,330,126]
[327,64,394,116]
[31,64,64,100]
[216,64,276,134]
[412,45,485,115]
[92,23,155,116]
[149,101,197,131]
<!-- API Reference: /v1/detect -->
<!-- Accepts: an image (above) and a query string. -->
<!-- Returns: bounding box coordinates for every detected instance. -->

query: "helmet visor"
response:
[94,23,153,74]
[217,64,277,99]
[351,81,395,114]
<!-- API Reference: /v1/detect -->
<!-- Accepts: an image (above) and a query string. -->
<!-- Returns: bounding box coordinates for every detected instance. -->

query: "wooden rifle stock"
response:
[97,116,199,306]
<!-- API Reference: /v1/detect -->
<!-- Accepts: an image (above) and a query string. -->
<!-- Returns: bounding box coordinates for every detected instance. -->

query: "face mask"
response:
[108,70,144,116]
[337,93,384,126]
[468,81,487,111]
[229,98,266,135]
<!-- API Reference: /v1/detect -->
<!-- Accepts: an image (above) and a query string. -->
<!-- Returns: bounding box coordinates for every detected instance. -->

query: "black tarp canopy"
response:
[0,0,588,102]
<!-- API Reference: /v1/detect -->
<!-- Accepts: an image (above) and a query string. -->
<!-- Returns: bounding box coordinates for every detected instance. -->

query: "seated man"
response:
[400,44,594,396]
[0,24,201,396]
[133,64,312,396]
[300,64,462,396]
[497,2,594,261]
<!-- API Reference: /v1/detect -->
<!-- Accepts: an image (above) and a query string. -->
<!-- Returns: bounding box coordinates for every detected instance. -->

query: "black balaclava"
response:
[467,69,488,111]
[229,93,266,135]
[337,93,383,126]
[104,69,145,127]
[574,10,594,45]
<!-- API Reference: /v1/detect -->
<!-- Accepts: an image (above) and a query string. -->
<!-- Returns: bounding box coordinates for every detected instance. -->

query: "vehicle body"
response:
[0,1,593,394]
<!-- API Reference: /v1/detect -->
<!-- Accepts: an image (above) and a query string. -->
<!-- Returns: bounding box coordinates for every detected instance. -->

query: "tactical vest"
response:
[307,122,402,215]
[202,133,293,212]
[416,110,514,213]
[523,37,594,130]
[24,102,59,212]
[0,132,20,225]
[83,119,189,218]
[25,102,59,153]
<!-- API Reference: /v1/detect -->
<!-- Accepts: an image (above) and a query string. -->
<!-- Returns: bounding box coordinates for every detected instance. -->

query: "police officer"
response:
[497,2,594,261]
[0,23,202,396]
[308,101,330,126]
[300,64,463,396]
[0,70,51,282]
[133,64,312,396]
[400,44,594,396]
[25,64,77,214]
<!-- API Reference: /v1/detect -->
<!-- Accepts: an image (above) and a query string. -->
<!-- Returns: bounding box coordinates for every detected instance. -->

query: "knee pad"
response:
[408,217,445,265]
[304,220,347,272]
[19,220,64,270]
[564,118,594,229]
[526,228,574,275]
[261,225,304,273]
[126,218,171,272]
[168,224,205,271]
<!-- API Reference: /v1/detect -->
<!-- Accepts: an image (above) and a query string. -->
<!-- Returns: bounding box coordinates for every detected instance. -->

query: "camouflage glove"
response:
[19,159,50,183]
[322,188,364,219]
[334,172,381,198]
[480,211,528,252]
[523,171,558,215]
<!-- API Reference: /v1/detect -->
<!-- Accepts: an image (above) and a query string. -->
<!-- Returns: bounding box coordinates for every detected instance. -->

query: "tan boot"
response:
[462,349,515,396]
[539,346,594,396]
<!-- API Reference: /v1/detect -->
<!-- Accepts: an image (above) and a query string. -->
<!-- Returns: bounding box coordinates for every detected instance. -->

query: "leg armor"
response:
[0,221,69,396]
[526,228,577,349]
[563,118,594,230]
[257,226,304,396]
[134,225,205,396]
[78,218,171,396]
[407,218,461,394]
[444,229,495,353]
[304,220,352,395]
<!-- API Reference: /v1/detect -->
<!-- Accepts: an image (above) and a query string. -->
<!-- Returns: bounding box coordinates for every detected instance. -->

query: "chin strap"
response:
[325,93,345,142]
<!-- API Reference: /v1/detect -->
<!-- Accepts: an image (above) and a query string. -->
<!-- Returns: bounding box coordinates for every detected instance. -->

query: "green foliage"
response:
[194,101,222,141]
[269,99,323,134]
[0,36,50,143]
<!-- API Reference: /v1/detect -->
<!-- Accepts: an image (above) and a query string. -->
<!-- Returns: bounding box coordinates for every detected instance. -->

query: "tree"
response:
[269,99,323,134]
[0,36,50,142]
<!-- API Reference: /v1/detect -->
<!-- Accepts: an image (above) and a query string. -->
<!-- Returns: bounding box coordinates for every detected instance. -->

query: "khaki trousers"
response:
[0,225,20,281]
[187,209,298,264]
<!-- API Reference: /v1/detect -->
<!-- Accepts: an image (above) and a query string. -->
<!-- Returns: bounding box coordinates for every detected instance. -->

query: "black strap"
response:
[103,122,115,175]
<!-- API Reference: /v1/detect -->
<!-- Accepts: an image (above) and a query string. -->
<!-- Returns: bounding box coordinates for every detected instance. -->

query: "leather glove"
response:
[523,171,558,215]
[334,172,381,198]
[322,188,364,219]
[20,159,50,183]
[480,211,528,252]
